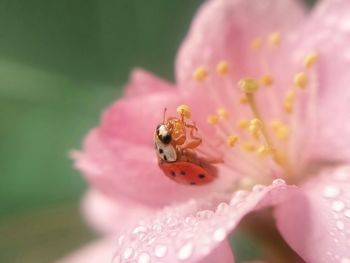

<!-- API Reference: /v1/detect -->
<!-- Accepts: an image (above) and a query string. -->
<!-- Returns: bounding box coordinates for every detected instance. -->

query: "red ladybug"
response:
[154,105,220,186]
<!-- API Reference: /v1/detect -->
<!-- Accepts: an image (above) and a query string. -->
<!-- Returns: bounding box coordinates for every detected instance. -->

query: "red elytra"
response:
[159,160,217,186]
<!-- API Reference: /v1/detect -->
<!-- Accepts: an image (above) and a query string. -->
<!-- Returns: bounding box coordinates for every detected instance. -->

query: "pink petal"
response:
[176,0,306,84]
[124,69,174,98]
[113,180,299,263]
[292,0,350,163]
[57,237,116,263]
[81,189,154,234]
[275,166,350,263]
[74,129,231,207]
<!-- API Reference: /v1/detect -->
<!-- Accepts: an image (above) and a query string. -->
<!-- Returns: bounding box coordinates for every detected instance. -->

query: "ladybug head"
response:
[156,124,172,145]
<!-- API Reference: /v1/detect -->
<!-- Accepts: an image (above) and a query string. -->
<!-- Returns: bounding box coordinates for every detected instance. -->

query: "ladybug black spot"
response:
[198,174,205,179]
[164,155,168,161]
[190,182,196,185]
[180,170,186,175]
[170,170,176,177]
[158,149,164,154]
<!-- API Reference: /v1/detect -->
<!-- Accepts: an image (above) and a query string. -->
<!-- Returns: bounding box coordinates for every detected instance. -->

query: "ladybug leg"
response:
[180,123,202,151]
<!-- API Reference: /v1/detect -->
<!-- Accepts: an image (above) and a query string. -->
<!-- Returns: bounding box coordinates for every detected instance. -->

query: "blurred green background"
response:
[0,1,315,262]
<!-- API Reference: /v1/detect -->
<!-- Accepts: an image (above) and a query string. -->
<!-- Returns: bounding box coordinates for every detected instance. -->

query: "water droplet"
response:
[332,201,345,212]
[233,190,248,199]
[133,226,148,240]
[185,216,197,225]
[137,252,151,263]
[322,185,340,198]
[152,224,162,232]
[154,244,168,258]
[166,217,178,227]
[272,178,286,186]
[341,257,350,263]
[177,242,194,260]
[252,184,265,192]
[213,227,226,242]
[345,210,350,218]
[196,210,214,219]
[336,220,345,231]
[216,202,229,214]
[123,247,134,259]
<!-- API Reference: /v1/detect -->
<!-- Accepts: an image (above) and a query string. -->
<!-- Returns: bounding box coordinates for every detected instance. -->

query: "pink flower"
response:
[60,0,350,262]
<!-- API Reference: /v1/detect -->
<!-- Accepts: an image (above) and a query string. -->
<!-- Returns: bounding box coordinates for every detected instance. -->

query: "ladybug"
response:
[154,105,220,186]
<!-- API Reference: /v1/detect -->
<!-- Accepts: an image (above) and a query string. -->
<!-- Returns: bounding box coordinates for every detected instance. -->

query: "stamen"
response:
[260,75,274,86]
[241,142,257,152]
[294,72,308,89]
[239,94,249,104]
[193,66,208,81]
[250,37,262,50]
[238,78,260,93]
[256,145,272,157]
[271,120,289,141]
[216,61,229,75]
[176,104,191,118]
[268,32,281,46]
[236,119,249,129]
[217,108,229,119]
[227,135,238,148]
[207,115,219,125]
[283,90,296,113]
[249,118,262,140]
[303,52,318,68]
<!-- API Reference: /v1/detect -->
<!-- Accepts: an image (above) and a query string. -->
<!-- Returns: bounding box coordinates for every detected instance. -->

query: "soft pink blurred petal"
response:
[292,0,350,163]
[57,237,116,263]
[124,69,174,98]
[81,189,154,234]
[114,181,299,262]
[176,0,306,84]
[275,166,350,263]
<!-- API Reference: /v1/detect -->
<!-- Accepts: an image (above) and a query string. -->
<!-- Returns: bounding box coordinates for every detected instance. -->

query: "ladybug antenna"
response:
[163,108,167,123]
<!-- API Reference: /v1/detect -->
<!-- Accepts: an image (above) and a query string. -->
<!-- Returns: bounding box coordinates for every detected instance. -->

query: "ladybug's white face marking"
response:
[154,138,177,162]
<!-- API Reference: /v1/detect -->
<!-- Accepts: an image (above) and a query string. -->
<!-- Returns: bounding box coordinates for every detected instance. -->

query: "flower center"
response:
[191,32,319,186]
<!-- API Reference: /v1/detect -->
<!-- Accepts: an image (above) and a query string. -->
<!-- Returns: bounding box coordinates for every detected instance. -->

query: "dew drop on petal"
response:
[117,235,125,246]
[137,252,151,263]
[336,220,345,231]
[345,210,350,218]
[196,210,214,219]
[123,247,134,260]
[152,224,163,233]
[185,216,197,225]
[252,184,265,192]
[177,242,194,260]
[154,244,168,258]
[322,185,340,198]
[332,201,345,212]
[216,202,229,214]
[272,178,286,186]
[213,227,226,242]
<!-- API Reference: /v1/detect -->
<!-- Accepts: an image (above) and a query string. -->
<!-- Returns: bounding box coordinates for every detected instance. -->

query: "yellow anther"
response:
[270,120,283,131]
[250,37,262,50]
[227,135,238,148]
[238,78,260,93]
[260,75,274,86]
[238,177,255,190]
[303,52,318,68]
[283,90,296,113]
[207,115,219,125]
[269,32,281,46]
[241,142,257,152]
[217,108,229,119]
[256,145,272,156]
[216,61,229,75]
[249,118,262,139]
[237,119,249,129]
[239,94,249,104]
[294,72,308,89]
[276,125,289,141]
[176,104,192,118]
[193,66,208,81]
